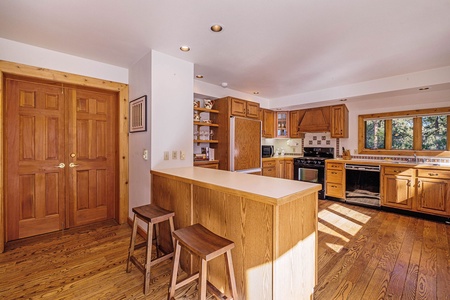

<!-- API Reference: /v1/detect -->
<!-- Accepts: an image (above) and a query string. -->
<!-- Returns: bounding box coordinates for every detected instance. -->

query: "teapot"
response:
[203,99,214,109]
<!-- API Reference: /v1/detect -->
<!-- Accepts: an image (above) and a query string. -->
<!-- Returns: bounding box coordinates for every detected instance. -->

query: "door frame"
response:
[0,60,129,252]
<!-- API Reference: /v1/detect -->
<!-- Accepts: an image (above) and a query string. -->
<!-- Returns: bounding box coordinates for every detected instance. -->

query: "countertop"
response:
[151,166,320,205]
[262,155,302,161]
[327,158,450,170]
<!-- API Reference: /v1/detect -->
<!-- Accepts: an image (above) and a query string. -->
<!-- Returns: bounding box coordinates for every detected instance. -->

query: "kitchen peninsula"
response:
[151,167,321,300]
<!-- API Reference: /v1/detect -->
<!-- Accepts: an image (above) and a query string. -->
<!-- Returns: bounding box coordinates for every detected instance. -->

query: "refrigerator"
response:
[229,116,262,173]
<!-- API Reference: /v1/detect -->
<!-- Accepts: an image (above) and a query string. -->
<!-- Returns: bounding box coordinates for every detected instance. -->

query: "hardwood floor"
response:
[1,200,449,299]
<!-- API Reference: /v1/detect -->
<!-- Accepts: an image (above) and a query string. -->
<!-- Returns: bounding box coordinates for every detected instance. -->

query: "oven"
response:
[294,147,334,200]
[345,164,381,207]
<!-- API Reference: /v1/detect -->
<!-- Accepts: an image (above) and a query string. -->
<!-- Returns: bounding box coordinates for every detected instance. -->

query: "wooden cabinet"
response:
[289,110,305,138]
[416,169,450,216]
[330,104,349,138]
[275,111,289,138]
[262,159,276,177]
[276,160,285,178]
[260,109,274,138]
[230,97,260,119]
[382,166,414,210]
[285,159,294,180]
[325,162,345,199]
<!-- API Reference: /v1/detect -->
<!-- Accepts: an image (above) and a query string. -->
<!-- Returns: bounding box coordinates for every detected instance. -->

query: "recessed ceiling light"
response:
[419,87,429,91]
[196,75,204,79]
[210,24,223,32]
[253,91,259,95]
[340,98,347,102]
[180,46,190,52]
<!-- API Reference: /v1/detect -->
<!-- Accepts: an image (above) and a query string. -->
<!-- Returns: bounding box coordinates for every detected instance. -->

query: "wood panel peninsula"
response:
[151,167,321,300]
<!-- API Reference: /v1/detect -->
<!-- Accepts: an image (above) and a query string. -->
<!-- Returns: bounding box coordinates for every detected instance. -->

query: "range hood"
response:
[298,106,331,133]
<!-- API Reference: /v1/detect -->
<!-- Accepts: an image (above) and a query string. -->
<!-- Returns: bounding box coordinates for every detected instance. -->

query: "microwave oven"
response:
[262,145,274,158]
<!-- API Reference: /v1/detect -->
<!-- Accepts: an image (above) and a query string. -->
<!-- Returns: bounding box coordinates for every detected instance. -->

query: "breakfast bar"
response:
[151,167,321,300]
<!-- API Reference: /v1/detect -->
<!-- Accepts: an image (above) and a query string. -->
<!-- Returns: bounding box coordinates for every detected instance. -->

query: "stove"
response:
[294,147,334,199]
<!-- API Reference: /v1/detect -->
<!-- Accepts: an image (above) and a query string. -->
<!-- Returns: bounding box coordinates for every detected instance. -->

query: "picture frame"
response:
[129,95,147,133]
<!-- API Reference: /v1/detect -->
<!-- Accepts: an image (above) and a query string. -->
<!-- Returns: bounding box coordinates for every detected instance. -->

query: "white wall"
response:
[151,50,194,169]
[0,38,128,83]
[128,52,152,218]
[341,88,450,156]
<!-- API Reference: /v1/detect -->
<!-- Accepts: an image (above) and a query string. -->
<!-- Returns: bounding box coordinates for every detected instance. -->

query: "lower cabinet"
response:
[325,162,345,199]
[381,166,450,217]
[262,160,276,177]
[382,166,414,210]
[416,169,450,216]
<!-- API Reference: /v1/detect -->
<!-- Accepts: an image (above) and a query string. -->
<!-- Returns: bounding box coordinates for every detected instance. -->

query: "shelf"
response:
[194,122,219,127]
[194,139,218,144]
[194,107,219,114]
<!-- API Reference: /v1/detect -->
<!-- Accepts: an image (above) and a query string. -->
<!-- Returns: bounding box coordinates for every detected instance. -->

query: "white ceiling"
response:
[1,0,450,101]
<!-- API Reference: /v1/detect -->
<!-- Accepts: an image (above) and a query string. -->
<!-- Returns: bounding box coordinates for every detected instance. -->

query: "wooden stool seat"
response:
[127,204,175,295]
[168,223,238,300]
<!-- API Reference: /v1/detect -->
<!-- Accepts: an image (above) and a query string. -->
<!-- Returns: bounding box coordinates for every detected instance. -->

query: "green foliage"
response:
[392,118,413,149]
[365,120,385,149]
[422,115,447,150]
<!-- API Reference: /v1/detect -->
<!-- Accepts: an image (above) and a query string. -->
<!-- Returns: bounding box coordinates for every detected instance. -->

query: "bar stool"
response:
[126,204,175,295]
[167,223,238,300]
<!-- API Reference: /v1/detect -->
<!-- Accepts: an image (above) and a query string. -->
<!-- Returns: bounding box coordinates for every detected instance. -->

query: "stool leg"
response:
[225,250,238,300]
[126,214,138,273]
[168,240,182,300]
[155,222,161,257]
[199,259,207,300]
[144,222,154,295]
[168,216,175,251]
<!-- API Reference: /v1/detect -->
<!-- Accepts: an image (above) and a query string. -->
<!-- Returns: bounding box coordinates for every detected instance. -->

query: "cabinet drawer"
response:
[263,167,276,177]
[327,163,344,170]
[326,183,344,198]
[417,169,450,179]
[327,169,343,183]
[263,160,276,168]
[384,167,413,176]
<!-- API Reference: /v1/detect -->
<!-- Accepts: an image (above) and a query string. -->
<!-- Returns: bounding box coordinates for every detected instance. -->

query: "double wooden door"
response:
[5,76,118,241]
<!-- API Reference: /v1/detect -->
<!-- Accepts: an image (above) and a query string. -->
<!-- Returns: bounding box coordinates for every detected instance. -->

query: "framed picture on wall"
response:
[129,95,147,133]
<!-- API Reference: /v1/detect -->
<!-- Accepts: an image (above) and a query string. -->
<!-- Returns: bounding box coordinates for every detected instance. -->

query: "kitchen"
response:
[1,1,450,299]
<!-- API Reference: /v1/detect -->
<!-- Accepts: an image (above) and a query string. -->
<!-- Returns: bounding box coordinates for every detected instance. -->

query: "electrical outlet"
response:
[353,149,357,154]
[164,151,169,160]
[180,150,185,160]
[172,151,177,160]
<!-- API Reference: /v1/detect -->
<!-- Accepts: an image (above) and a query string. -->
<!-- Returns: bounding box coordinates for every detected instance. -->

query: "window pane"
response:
[422,115,447,150]
[365,120,385,149]
[392,118,413,149]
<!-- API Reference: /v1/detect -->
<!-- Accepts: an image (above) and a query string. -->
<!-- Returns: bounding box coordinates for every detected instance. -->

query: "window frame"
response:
[358,107,450,156]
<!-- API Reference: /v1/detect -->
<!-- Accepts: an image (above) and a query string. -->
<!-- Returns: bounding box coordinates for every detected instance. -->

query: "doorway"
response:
[4,75,118,241]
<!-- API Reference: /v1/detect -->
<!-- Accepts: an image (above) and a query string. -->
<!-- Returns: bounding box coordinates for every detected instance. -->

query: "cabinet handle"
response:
[55,163,65,169]
[417,180,421,188]
[394,170,401,173]
[407,180,411,187]
[427,172,439,176]
[331,172,337,175]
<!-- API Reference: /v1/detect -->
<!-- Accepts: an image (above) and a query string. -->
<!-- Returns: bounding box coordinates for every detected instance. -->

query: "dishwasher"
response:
[345,164,381,207]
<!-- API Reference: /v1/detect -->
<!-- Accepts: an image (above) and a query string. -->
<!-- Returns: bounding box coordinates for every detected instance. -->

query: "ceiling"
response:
[1,0,450,101]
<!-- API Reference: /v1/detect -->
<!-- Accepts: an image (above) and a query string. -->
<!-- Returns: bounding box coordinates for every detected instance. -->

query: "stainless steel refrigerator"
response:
[229,116,262,173]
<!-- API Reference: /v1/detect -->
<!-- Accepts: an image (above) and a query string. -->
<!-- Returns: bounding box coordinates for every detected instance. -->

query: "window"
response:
[359,107,450,156]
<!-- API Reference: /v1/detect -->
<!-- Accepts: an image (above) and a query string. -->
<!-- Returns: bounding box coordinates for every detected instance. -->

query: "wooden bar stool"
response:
[126,204,175,295]
[167,223,238,300]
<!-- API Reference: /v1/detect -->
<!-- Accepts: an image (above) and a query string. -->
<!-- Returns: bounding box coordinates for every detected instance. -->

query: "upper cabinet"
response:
[230,97,260,119]
[260,108,274,138]
[330,104,349,138]
[298,106,331,133]
[289,110,306,138]
[276,111,289,138]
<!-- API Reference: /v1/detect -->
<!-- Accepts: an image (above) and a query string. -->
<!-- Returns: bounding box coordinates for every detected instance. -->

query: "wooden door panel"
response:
[69,88,116,227]
[6,79,66,241]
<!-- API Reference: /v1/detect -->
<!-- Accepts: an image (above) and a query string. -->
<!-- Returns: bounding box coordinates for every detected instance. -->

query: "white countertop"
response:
[151,166,320,205]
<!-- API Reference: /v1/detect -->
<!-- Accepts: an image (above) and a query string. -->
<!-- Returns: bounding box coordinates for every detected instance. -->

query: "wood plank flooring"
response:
[0,200,449,299]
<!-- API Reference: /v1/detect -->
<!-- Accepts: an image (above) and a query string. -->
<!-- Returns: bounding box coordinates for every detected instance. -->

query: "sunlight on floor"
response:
[318,203,372,253]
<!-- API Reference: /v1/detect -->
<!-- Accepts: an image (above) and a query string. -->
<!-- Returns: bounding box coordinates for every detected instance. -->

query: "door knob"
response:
[55,163,65,168]
[69,163,79,168]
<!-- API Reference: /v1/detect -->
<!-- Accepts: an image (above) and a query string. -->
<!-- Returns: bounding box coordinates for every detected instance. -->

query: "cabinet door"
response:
[330,104,349,138]
[285,160,294,180]
[276,160,285,178]
[276,112,289,138]
[261,109,274,138]
[417,177,450,216]
[246,101,260,119]
[230,98,247,117]
[289,110,305,138]
[298,107,330,132]
[382,174,413,209]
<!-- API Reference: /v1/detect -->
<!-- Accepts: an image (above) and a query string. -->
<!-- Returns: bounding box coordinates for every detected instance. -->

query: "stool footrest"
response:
[174,272,200,290]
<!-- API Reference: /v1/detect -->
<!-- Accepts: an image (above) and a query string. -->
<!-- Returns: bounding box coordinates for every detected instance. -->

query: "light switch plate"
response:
[172,151,177,160]
[164,151,169,160]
